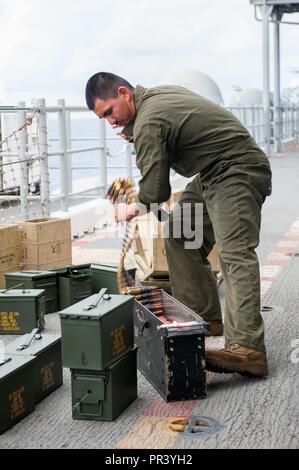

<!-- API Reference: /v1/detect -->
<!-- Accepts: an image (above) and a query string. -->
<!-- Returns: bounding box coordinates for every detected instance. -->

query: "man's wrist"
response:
[128,202,147,220]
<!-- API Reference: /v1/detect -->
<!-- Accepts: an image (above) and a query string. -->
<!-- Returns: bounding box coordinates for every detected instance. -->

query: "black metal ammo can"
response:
[5,271,58,314]
[134,290,207,402]
[90,263,136,294]
[50,264,92,310]
[0,289,45,335]
[0,354,36,435]
[5,329,63,404]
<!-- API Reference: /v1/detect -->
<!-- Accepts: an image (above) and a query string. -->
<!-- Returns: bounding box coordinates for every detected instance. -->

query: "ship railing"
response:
[0,100,137,220]
[227,104,299,151]
[1,100,299,222]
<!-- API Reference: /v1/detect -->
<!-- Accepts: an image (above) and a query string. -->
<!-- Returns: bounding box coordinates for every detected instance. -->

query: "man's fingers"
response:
[117,132,133,142]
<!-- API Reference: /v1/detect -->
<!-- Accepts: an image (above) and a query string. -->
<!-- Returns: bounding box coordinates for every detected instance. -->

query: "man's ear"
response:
[118,86,132,100]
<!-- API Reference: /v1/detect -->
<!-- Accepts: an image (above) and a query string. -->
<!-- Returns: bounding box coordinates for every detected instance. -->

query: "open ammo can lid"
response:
[49,264,91,274]
[59,291,133,319]
[0,355,36,382]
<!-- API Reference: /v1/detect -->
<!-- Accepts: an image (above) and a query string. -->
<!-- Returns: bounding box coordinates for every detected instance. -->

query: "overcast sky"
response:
[0,0,298,106]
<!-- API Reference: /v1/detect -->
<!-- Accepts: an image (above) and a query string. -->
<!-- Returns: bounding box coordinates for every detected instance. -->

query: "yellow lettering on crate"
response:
[0,312,20,332]
[111,324,126,357]
[9,386,26,420]
[41,362,55,391]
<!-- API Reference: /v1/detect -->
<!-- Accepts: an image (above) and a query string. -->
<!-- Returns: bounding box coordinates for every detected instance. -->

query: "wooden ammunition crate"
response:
[162,189,184,212]
[133,212,168,279]
[19,218,72,270]
[0,225,20,288]
[0,266,20,290]
[164,189,220,272]
[133,211,220,280]
[208,245,220,273]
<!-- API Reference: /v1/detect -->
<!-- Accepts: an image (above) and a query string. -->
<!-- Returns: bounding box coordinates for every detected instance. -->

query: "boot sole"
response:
[206,361,268,378]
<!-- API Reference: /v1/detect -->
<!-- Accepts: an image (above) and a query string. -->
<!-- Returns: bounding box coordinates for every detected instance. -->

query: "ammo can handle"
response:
[0,358,12,367]
[67,267,77,278]
[67,267,86,279]
[17,328,42,351]
[83,288,111,311]
[21,271,41,274]
[2,283,25,293]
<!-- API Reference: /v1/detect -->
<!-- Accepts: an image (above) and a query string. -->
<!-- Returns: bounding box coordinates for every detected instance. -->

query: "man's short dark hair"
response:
[85,72,134,110]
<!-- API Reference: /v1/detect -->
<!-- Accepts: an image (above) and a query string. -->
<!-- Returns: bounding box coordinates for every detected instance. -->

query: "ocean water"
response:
[47,116,140,193]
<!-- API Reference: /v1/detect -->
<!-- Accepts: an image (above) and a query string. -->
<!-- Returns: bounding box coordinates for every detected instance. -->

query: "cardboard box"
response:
[208,245,220,273]
[0,225,20,288]
[162,189,183,212]
[133,212,169,279]
[19,218,72,270]
[133,193,220,279]
[0,265,20,290]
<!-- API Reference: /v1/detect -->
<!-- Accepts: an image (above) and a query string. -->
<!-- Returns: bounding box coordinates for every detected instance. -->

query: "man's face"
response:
[93,86,135,129]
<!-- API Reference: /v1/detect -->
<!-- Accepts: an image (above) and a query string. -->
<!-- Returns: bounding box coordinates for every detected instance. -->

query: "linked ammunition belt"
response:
[106,178,170,319]
[105,177,137,294]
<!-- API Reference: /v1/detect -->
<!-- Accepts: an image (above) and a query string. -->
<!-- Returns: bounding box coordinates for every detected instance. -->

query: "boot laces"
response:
[228,344,241,351]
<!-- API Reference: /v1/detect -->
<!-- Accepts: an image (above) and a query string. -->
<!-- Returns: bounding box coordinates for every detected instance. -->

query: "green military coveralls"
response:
[122,85,272,353]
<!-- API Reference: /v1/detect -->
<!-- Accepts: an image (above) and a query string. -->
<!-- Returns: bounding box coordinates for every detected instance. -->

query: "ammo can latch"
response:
[83,288,111,311]
[17,328,42,351]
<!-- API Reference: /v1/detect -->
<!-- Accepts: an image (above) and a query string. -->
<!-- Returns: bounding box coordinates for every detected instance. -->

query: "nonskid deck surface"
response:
[0,148,299,449]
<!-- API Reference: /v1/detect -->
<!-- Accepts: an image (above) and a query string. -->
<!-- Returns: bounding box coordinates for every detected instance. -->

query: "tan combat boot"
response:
[206,320,224,337]
[205,344,268,377]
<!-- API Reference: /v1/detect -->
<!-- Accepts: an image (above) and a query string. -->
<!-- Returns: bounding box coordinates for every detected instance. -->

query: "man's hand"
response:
[119,132,134,143]
[114,202,145,223]
[125,187,139,204]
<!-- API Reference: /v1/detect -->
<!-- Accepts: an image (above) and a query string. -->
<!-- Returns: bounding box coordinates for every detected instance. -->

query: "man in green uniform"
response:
[85,72,272,377]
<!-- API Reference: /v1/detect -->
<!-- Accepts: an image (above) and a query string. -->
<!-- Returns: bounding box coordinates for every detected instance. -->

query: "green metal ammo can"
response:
[5,271,58,314]
[0,289,45,335]
[5,329,63,403]
[90,263,136,294]
[50,264,92,310]
[59,289,134,370]
[71,347,137,422]
[0,354,36,435]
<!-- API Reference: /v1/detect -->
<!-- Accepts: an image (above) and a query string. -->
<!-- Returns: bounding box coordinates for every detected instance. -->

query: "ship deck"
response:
[0,147,299,449]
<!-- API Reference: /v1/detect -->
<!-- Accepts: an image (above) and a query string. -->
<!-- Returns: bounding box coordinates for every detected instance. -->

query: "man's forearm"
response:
[114,202,148,222]
[128,202,148,220]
